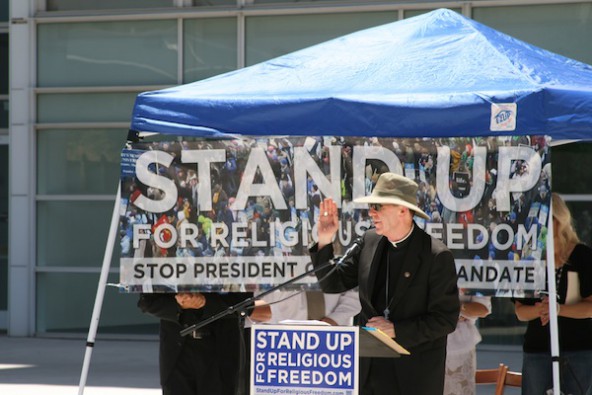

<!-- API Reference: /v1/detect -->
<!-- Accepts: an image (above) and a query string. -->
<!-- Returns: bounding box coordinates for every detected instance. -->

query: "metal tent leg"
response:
[78,185,121,395]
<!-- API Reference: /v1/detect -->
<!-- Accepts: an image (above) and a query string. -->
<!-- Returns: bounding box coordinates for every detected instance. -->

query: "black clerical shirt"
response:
[371,235,413,318]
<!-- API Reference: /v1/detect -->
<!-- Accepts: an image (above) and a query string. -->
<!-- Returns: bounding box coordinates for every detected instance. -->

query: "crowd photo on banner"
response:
[119,134,551,297]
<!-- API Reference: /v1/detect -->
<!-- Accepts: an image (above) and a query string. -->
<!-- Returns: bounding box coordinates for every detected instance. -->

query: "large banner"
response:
[119,135,551,296]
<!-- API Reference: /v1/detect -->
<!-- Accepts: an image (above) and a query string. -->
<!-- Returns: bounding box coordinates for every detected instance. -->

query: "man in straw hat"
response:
[311,172,460,395]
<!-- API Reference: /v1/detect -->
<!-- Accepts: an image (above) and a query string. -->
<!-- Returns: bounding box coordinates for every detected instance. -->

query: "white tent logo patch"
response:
[490,103,517,131]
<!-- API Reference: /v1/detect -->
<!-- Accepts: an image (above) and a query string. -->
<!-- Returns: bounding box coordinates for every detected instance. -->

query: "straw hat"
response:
[355,172,429,220]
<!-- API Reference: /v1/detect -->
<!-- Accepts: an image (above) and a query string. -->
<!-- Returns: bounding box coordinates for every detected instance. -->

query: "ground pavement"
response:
[0,335,521,394]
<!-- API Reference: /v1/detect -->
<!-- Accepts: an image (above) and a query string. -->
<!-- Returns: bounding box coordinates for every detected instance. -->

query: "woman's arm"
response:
[558,295,592,319]
[514,300,543,322]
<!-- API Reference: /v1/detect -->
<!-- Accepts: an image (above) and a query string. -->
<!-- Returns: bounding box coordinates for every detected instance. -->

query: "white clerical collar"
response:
[390,225,414,248]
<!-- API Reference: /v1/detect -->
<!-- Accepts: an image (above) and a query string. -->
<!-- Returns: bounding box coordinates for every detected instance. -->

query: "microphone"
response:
[335,237,364,266]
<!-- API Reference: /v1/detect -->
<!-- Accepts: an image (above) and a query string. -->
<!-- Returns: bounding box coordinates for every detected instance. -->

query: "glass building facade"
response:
[4,0,592,341]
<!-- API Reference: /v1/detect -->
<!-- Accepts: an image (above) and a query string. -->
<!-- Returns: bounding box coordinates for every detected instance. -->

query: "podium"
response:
[250,323,409,395]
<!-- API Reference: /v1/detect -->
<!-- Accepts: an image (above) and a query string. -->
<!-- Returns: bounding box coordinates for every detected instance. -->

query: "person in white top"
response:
[444,294,492,395]
[255,289,361,326]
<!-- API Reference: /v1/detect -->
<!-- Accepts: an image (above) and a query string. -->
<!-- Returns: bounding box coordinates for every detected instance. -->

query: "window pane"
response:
[37,201,119,268]
[37,21,178,87]
[552,142,592,194]
[38,93,139,123]
[0,145,7,312]
[561,201,592,247]
[190,0,235,5]
[404,8,461,18]
[183,18,237,83]
[254,0,341,3]
[0,34,8,94]
[473,4,592,65]
[37,273,156,334]
[0,99,7,128]
[0,0,7,22]
[37,129,127,194]
[246,12,398,66]
[46,0,175,11]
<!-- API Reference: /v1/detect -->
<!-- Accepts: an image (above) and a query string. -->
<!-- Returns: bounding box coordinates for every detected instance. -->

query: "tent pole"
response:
[546,199,561,394]
[77,184,121,395]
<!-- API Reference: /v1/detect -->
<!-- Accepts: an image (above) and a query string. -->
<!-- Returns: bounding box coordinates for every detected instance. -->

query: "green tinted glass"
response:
[0,34,8,94]
[37,93,139,123]
[46,0,174,11]
[246,12,397,66]
[552,142,592,194]
[37,129,127,194]
[473,4,592,65]
[36,272,156,333]
[0,99,7,128]
[183,18,237,83]
[0,0,7,22]
[404,8,461,18]
[37,201,119,268]
[38,21,177,87]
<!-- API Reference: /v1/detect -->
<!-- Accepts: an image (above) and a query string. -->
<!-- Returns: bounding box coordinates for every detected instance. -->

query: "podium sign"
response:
[251,324,359,395]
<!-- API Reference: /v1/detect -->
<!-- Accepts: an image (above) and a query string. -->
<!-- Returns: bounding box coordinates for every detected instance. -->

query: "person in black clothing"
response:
[311,172,460,395]
[514,193,592,395]
[138,291,255,395]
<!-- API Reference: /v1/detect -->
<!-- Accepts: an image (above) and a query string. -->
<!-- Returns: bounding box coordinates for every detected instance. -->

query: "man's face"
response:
[369,204,401,238]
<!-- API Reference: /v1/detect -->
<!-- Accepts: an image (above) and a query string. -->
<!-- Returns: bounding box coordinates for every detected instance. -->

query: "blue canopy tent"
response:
[80,9,592,394]
[131,8,592,140]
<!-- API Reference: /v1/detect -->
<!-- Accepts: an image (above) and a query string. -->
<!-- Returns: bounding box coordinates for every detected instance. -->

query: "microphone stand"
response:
[179,257,337,337]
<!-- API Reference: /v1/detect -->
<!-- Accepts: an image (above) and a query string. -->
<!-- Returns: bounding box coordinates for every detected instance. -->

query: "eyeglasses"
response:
[368,203,383,211]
